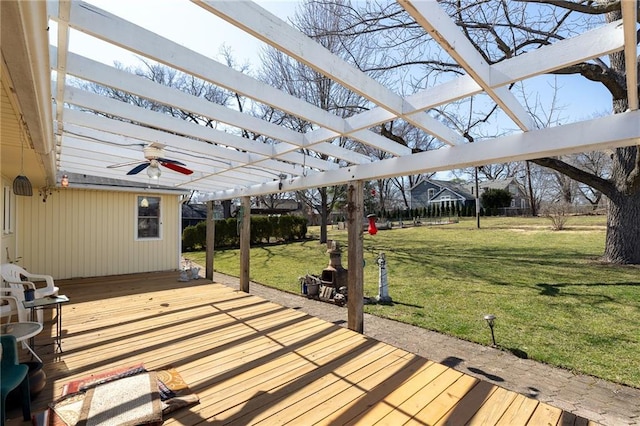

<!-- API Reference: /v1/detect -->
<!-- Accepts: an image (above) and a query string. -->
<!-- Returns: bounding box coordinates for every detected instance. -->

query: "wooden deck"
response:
[7,272,594,425]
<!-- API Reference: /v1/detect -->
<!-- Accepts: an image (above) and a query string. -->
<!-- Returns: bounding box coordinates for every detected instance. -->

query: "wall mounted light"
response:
[61,175,69,188]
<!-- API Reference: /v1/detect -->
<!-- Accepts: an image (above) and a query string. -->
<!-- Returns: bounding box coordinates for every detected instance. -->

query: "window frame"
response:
[135,195,162,240]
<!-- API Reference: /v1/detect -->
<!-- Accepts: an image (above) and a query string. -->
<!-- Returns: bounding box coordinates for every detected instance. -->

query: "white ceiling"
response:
[20,0,640,199]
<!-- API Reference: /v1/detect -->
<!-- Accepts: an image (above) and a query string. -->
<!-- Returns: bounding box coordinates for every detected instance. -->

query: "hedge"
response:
[182,215,308,251]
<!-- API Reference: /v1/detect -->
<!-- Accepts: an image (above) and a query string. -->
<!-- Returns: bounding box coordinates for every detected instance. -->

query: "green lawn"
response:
[184,216,640,388]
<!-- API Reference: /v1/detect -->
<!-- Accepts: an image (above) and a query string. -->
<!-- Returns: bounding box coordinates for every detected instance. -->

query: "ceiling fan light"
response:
[147,163,161,179]
[13,175,33,196]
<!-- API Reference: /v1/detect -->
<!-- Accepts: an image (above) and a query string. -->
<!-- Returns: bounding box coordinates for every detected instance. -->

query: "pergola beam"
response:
[59,1,409,158]
[400,0,532,131]
[196,0,463,147]
[205,109,640,200]
[55,49,370,165]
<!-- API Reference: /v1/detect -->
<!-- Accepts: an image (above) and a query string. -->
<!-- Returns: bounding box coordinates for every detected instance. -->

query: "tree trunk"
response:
[604,188,640,264]
[604,145,640,264]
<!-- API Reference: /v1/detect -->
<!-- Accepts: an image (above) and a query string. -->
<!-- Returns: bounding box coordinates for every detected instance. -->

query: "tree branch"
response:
[552,63,627,99]
[517,0,624,15]
[530,157,616,197]
[626,149,640,193]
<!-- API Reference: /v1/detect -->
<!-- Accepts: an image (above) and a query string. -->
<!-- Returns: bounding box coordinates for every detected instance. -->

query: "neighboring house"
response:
[182,203,208,230]
[251,198,301,215]
[465,178,530,212]
[410,180,475,211]
[410,178,530,214]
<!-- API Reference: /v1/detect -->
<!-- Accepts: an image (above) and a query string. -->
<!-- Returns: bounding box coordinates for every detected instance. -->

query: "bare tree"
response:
[320,0,640,264]
[258,0,374,243]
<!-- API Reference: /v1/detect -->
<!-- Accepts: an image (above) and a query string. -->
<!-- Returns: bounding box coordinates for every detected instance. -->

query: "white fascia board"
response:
[400,0,534,131]
[195,0,405,115]
[65,1,346,133]
[621,1,638,110]
[206,110,640,200]
[52,1,70,131]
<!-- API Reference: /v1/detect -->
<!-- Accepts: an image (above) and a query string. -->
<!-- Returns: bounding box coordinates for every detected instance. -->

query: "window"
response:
[137,196,161,239]
[427,188,435,200]
[3,186,14,234]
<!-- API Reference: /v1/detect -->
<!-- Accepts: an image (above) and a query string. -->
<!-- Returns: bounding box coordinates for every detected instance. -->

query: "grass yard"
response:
[184,215,640,388]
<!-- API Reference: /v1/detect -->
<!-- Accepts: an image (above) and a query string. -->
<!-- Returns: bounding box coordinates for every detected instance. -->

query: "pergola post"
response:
[239,196,251,293]
[347,181,364,333]
[205,200,215,280]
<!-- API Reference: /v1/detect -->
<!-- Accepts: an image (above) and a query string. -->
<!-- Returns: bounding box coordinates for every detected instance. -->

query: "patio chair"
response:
[1,264,58,324]
[1,335,32,424]
[0,294,30,324]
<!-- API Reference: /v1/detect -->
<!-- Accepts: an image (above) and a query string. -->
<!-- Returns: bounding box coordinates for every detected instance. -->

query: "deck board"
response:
[5,272,596,425]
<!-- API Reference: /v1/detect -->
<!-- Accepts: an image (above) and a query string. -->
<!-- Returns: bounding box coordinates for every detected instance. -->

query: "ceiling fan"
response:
[107,143,193,178]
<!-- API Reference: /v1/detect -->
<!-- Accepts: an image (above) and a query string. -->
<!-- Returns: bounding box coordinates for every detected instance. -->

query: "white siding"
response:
[16,189,181,279]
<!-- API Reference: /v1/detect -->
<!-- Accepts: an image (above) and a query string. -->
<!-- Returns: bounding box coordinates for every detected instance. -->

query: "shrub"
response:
[481,189,513,212]
[183,215,308,250]
[542,202,571,230]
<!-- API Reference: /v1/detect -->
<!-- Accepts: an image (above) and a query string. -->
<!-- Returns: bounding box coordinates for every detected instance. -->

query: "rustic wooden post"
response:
[239,196,251,293]
[347,181,364,333]
[205,200,215,280]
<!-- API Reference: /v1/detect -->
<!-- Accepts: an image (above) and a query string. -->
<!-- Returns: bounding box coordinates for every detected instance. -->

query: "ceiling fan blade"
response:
[127,162,151,175]
[157,157,186,166]
[107,160,144,169]
[161,161,193,175]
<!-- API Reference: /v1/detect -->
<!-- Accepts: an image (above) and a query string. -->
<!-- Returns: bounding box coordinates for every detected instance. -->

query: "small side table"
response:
[23,295,70,353]
[1,322,43,362]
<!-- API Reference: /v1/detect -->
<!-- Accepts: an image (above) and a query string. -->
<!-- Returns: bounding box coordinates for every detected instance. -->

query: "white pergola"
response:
[35,0,638,199]
[6,0,639,330]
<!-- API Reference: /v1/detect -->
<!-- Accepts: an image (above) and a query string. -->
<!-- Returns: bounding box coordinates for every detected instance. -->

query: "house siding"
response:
[15,189,181,279]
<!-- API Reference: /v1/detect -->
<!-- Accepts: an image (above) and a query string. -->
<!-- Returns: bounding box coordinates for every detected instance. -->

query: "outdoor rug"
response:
[49,364,199,426]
